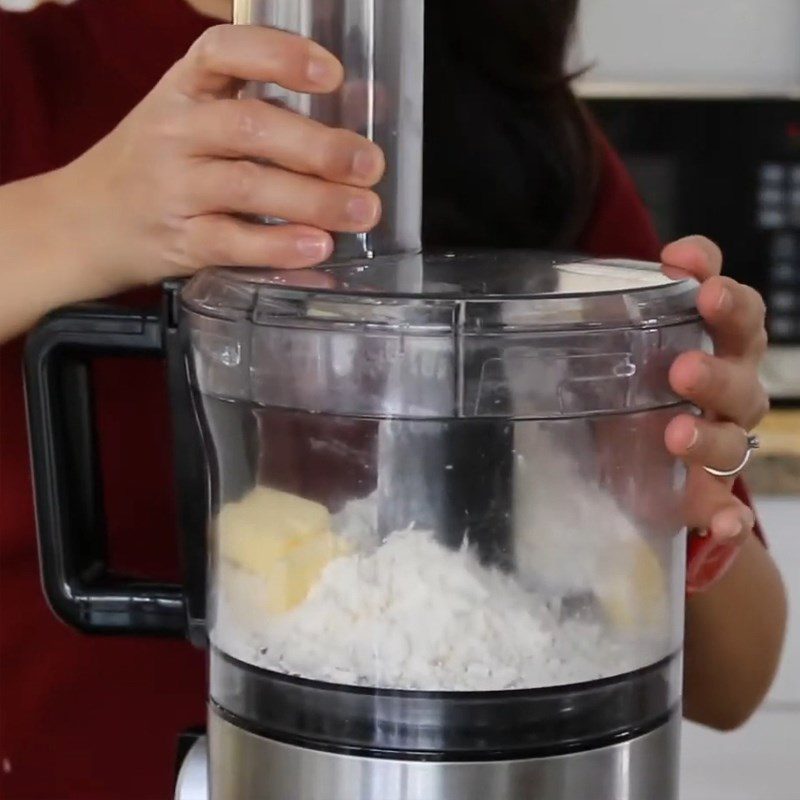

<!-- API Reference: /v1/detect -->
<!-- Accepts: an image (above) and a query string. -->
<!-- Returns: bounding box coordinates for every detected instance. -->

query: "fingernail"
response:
[347,196,376,226]
[686,424,699,450]
[307,56,336,86]
[296,236,330,260]
[688,360,711,391]
[714,516,743,540]
[352,148,379,180]
[716,287,733,312]
[663,265,694,281]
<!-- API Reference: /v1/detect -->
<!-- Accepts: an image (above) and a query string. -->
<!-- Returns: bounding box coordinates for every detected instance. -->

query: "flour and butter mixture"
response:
[212,453,672,691]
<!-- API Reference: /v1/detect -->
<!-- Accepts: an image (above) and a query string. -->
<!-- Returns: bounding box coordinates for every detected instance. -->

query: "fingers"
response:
[670,351,769,430]
[182,216,334,270]
[260,269,338,290]
[184,99,385,187]
[697,276,768,361]
[173,25,343,98]
[189,159,382,233]
[662,237,768,361]
[683,468,755,541]
[660,235,766,553]
[708,504,754,541]
[665,414,751,475]
[661,235,723,282]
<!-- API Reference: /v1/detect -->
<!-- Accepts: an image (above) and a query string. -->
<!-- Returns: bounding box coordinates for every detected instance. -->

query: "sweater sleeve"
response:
[577,128,662,262]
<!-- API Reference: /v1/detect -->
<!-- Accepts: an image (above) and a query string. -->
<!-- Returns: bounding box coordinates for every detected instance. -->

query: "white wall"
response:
[576,0,800,90]
[1,0,73,8]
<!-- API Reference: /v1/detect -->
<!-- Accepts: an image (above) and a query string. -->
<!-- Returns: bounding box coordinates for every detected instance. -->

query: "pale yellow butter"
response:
[217,487,347,614]
[597,536,667,631]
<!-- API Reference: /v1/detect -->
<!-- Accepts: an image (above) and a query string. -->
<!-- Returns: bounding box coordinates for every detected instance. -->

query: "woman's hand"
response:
[667,241,786,731]
[60,24,385,291]
[661,236,769,548]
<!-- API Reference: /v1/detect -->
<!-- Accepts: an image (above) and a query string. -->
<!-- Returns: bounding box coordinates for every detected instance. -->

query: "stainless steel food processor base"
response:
[206,708,680,800]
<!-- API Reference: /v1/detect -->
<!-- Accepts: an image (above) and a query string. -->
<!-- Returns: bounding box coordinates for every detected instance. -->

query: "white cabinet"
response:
[575,0,800,92]
[0,0,74,9]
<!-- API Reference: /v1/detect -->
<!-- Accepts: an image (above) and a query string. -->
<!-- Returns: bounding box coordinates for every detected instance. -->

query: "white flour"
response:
[214,526,647,691]
[213,427,674,691]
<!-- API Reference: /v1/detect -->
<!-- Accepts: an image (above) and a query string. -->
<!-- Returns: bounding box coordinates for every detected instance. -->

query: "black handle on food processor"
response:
[24,302,191,636]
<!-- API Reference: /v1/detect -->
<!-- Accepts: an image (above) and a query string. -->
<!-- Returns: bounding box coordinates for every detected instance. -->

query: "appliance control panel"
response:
[757,163,800,232]
[586,97,800,354]
[766,228,800,339]
[759,163,800,341]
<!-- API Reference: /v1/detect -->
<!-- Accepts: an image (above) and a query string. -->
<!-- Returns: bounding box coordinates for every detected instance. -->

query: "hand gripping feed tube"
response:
[235,0,424,261]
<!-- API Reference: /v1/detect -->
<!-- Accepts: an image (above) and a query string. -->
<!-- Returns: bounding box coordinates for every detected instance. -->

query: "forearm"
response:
[683,532,787,730]
[0,168,124,344]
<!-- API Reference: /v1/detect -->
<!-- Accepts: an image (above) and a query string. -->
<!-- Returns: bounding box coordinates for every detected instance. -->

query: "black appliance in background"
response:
[586,96,800,345]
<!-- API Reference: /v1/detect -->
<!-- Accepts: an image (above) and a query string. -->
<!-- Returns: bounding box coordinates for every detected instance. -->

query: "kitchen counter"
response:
[744,410,800,496]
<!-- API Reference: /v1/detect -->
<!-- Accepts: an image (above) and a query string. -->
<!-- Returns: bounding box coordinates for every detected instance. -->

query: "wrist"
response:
[45,160,135,303]
[0,169,122,341]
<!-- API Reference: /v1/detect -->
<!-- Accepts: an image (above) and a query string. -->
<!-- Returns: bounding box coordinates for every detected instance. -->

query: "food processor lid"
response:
[181,251,698,331]
[181,251,702,418]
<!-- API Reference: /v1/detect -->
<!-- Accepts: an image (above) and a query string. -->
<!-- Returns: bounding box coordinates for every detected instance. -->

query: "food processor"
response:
[23,1,705,799]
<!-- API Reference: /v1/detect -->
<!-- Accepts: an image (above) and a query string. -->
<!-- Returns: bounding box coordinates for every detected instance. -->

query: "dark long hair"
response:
[423,0,597,250]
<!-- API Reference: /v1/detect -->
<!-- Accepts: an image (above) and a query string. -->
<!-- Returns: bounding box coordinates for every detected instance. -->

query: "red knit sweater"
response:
[0,2,759,798]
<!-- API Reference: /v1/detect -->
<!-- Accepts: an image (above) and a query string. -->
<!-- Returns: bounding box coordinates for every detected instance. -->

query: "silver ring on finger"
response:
[703,433,760,478]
